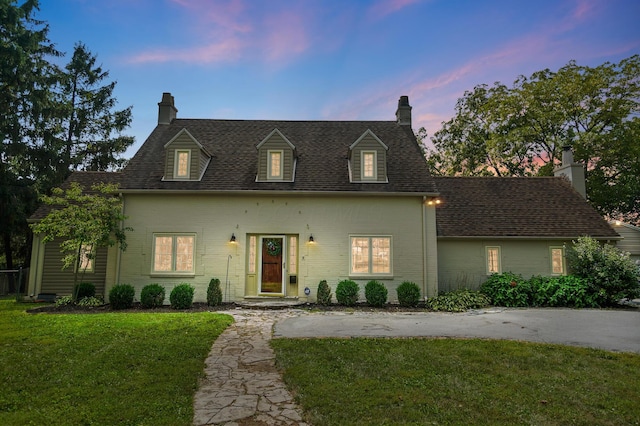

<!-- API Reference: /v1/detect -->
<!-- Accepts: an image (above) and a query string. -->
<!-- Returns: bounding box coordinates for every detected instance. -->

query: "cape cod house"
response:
[26,94,621,303]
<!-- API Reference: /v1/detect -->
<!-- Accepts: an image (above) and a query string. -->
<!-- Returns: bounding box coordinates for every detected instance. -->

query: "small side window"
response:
[550,247,565,275]
[486,246,501,275]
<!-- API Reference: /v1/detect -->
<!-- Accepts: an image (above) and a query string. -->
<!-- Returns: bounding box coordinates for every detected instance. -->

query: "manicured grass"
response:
[272,338,640,425]
[0,298,233,425]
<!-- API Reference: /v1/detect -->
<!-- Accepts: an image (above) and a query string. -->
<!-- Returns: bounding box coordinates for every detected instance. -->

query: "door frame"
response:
[258,235,287,296]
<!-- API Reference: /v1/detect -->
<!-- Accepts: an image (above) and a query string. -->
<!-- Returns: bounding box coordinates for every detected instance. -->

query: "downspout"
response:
[115,192,125,289]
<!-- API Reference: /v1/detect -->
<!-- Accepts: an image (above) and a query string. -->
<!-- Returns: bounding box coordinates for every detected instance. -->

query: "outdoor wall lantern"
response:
[230,233,237,243]
[308,234,315,243]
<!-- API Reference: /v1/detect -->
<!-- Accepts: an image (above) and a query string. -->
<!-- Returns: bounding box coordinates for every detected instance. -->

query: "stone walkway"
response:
[193,309,309,426]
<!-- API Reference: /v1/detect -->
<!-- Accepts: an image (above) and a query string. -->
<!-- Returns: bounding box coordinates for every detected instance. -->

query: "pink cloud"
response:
[128,0,315,65]
[367,0,422,21]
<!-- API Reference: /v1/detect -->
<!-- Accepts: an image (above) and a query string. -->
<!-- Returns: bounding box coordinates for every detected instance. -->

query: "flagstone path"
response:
[193,309,309,426]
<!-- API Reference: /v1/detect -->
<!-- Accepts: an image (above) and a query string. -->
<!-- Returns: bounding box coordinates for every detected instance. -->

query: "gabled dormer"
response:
[349,129,388,183]
[163,128,211,181]
[256,129,296,182]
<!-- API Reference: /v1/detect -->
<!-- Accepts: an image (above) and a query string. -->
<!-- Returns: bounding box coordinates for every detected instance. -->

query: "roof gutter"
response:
[118,189,440,197]
[437,235,623,241]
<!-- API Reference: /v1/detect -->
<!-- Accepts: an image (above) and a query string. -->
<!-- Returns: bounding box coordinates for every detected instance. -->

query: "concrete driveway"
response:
[274,308,640,354]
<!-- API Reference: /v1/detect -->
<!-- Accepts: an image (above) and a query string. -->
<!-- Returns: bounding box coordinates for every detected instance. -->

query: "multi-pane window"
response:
[78,244,94,272]
[175,150,191,178]
[362,151,376,179]
[350,236,391,275]
[268,150,282,179]
[486,246,501,274]
[153,234,195,273]
[550,247,565,275]
[289,236,297,274]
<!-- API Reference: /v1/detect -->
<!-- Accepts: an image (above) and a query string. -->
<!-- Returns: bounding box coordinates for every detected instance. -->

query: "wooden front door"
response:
[259,236,285,294]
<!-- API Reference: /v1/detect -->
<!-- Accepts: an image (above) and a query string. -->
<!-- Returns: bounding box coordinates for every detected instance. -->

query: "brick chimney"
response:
[554,145,586,199]
[395,95,412,126]
[158,92,177,125]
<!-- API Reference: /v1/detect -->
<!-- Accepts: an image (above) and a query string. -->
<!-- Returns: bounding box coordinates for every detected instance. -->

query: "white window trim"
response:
[361,150,377,180]
[550,246,566,275]
[267,150,284,180]
[174,149,191,179]
[486,246,501,275]
[349,235,393,277]
[151,233,196,276]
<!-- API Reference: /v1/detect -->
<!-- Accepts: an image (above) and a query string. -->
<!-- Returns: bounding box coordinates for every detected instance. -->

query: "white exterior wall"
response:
[438,239,571,292]
[118,193,433,303]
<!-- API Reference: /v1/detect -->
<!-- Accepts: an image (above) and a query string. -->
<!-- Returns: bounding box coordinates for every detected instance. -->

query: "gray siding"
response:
[612,223,640,261]
[257,133,295,181]
[351,134,387,182]
[40,238,108,296]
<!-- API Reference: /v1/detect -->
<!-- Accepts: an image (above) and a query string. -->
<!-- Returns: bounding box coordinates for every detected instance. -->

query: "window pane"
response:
[248,236,256,273]
[372,237,390,273]
[551,248,564,274]
[154,236,173,271]
[175,236,194,272]
[487,247,499,274]
[363,152,374,178]
[79,244,94,271]
[289,236,297,274]
[351,237,369,274]
[270,152,281,178]
[177,151,189,177]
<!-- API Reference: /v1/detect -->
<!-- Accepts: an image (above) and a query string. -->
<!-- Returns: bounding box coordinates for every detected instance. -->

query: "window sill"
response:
[150,273,196,278]
[349,275,394,280]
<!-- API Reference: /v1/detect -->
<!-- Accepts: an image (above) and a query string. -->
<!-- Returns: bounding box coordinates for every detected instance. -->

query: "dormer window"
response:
[349,130,388,183]
[163,128,211,181]
[175,150,191,178]
[362,151,377,180]
[256,129,296,182]
[268,150,283,180]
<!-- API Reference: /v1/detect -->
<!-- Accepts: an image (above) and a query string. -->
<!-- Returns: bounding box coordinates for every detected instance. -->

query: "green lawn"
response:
[0,298,233,425]
[272,338,640,425]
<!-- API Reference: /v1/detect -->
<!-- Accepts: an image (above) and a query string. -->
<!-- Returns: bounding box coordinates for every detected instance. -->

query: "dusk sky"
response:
[39,0,640,157]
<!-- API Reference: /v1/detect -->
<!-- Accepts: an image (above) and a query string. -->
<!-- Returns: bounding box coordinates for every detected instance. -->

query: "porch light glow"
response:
[308,235,315,243]
[230,233,237,243]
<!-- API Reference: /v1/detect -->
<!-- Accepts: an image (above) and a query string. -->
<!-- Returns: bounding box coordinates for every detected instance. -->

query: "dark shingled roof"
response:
[119,119,437,194]
[434,177,619,239]
[29,171,121,221]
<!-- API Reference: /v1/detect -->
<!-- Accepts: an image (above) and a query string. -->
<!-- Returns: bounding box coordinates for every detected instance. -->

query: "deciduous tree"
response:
[424,55,640,224]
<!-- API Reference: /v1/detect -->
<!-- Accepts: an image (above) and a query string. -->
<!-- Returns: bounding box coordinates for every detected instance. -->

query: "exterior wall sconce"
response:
[230,233,237,243]
[308,234,315,243]
[427,198,441,206]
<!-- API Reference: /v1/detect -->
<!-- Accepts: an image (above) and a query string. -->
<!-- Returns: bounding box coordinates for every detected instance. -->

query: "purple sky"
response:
[39,0,640,156]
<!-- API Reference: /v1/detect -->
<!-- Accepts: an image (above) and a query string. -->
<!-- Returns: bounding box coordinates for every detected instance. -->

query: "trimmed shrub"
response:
[140,284,165,308]
[566,236,640,305]
[480,272,532,307]
[365,280,387,307]
[335,280,359,306]
[109,284,135,310]
[316,280,332,306]
[397,281,421,307]
[170,283,195,309]
[207,278,223,306]
[73,282,95,300]
[426,289,490,312]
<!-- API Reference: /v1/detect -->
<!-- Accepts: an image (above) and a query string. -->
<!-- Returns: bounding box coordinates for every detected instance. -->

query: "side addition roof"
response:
[434,176,620,239]
[29,171,121,221]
